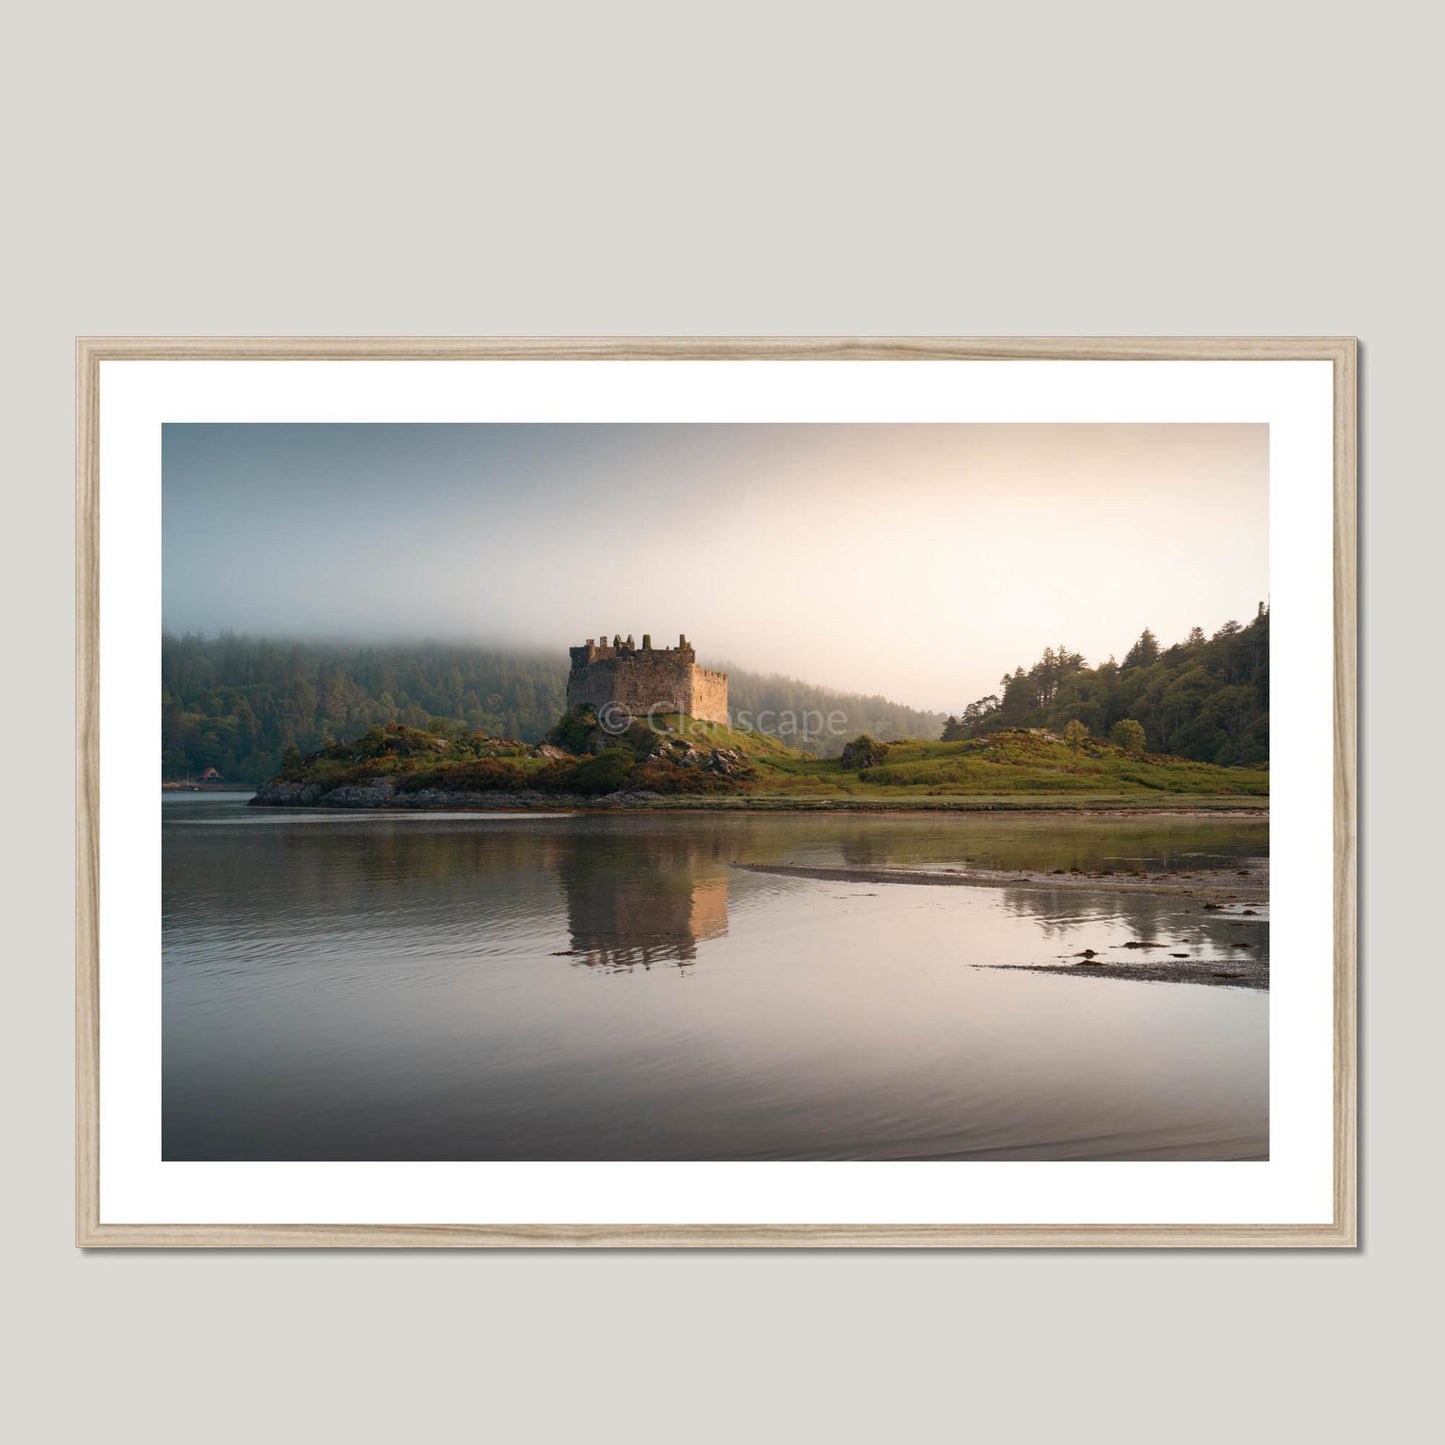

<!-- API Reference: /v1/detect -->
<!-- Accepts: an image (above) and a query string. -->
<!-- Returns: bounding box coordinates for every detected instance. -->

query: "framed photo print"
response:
[77,337,1356,1246]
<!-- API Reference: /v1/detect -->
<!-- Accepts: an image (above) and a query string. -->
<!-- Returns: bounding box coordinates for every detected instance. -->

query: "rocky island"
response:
[250,713,1269,812]
[249,631,1269,812]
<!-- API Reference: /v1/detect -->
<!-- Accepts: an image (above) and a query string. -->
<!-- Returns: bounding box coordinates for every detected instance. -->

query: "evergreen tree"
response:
[1123,628,1160,668]
[945,610,1268,767]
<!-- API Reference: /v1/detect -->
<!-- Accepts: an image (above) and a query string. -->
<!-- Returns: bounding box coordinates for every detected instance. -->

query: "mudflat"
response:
[735,856,1269,989]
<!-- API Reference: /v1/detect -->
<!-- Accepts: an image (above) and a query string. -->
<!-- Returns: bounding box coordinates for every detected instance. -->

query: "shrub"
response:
[569,749,636,796]
[840,734,890,771]
[627,761,743,795]
[397,758,526,792]
[1062,719,1089,748]
[1110,718,1147,756]
[353,726,391,759]
[548,706,598,754]
[531,759,581,793]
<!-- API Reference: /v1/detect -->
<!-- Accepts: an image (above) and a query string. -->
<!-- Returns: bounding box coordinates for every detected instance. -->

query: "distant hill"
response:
[714,664,945,754]
[161,634,946,783]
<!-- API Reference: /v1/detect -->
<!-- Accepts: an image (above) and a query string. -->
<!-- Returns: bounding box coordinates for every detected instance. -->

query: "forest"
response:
[941,607,1269,766]
[163,612,1269,783]
[161,634,946,782]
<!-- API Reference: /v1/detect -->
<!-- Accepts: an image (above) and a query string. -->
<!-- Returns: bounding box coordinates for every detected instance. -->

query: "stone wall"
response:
[566,636,729,726]
[688,667,729,726]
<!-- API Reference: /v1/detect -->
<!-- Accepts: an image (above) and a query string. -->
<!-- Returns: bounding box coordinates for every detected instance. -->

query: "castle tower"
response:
[566,633,728,725]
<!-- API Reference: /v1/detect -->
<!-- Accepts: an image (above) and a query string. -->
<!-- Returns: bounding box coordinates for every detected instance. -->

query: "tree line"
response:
[940,606,1269,766]
[162,636,568,783]
[161,634,947,781]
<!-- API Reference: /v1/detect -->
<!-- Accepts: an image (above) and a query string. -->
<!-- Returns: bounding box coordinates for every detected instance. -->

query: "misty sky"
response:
[163,423,1267,713]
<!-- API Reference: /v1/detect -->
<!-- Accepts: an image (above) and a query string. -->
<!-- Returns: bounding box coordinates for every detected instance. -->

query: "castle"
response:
[567,633,729,726]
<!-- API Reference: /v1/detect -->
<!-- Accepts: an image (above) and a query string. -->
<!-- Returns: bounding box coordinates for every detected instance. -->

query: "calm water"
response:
[163,795,1269,1160]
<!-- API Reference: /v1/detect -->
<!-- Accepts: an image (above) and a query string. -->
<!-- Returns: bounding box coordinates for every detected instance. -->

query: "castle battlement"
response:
[566,633,728,725]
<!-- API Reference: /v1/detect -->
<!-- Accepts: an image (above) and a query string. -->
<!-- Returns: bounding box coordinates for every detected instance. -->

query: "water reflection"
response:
[998,883,1269,961]
[555,832,729,971]
[163,798,1270,1161]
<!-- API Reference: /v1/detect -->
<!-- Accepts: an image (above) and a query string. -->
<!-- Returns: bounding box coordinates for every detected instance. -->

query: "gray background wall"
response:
[6,2,1433,1440]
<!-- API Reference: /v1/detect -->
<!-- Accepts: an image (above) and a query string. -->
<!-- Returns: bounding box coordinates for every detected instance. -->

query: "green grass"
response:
[274,720,1267,807]
[641,714,801,758]
[717,727,1268,800]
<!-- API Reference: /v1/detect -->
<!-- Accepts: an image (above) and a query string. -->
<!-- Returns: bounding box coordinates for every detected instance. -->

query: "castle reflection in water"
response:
[555,831,729,972]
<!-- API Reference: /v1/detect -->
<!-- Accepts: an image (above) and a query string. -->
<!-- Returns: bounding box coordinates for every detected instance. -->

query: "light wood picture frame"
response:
[77,336,1357,1247]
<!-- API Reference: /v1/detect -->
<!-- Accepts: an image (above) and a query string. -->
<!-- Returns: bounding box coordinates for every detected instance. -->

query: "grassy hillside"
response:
[773,729,1268,797]
[261,717,1267,808]
[722,728,1266,800]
